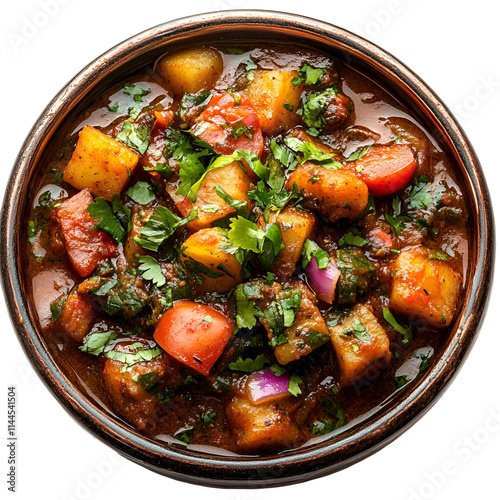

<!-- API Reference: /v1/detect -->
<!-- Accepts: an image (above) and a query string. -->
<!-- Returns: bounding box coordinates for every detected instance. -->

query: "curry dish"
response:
[27,44,468,455]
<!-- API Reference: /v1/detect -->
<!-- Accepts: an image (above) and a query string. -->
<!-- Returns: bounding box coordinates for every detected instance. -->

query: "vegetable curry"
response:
[27,43,468,455]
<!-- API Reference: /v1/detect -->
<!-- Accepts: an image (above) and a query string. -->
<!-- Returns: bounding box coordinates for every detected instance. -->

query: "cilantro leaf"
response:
[291,63,326,86]
[123,83,150,120]
[284,137,343,169]
[116,120,152,154]
[338,231,369,248]
[137,255,166,287]
[351,320,371,342]
[296,86,338,136]
[269,138,298,173]
[80,331,119,356]
[87,197,127,243]
[228,216,265,253]
[288,373,303,396]
[409,179,432,209]
[105,346,162,368]
[384,196,412,236]
[301,239,330,269]
[143,163,173,180]
[234,284,262,330]
[176,91,211,120]
[214,185,250,218]
[228,354,270,373]
[135,205,198,252]
[344,146,372,163]
[383,308,412,343]
[126,181,156,205]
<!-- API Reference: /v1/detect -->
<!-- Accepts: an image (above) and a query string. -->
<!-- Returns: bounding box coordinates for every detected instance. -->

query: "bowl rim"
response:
[0,9,494,488]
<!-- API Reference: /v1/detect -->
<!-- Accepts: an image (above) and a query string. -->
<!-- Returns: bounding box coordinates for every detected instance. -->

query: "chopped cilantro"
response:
[338,231,369,248]
[50,294,68,322]
[214,185,250,218]
[176,91,211,119]
[123,83,150,120]
[242,57,257,71]
[296,86,338,136]
[301,239,330,269]
[105,345,162,369]
[143,162,173,180]
[291,63,326,86]
[428,251,449,261]
[226,47,245,55]
[116,120,152,154]
[87,197,128,243]
[344,145,372,162]
[126,181,156,205]
[351,320,371,342]
[201,411,216,426]
[409,179,432,209]
[383,308,412,343]
[288,373,303,397]
[283,103,294,111]
[228,354,270,372]
[270,364,287,376]
[137,255,166,287]
[80,331,119,356]
[234,283,262,330]
[134,205,198,252]
[384,196,412,237]
[284,137,343,168]
[227,216,265,253]
[108,101,120,113]
[173,426,193,444]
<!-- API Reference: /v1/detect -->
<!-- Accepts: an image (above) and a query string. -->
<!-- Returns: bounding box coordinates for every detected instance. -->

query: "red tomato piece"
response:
[56,189,117,277]
[153,109,174,131]
[191,93,264,177]
[154,300,234,376]
[345,144,417,196]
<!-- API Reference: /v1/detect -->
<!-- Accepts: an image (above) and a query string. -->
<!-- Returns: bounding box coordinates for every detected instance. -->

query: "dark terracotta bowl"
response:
[0,10,494,488]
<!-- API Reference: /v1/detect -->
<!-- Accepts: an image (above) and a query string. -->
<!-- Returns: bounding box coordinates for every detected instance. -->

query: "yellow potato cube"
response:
[156,47,223,95]
[266,207,316,280]
[180,227,242,293]
[63,125,138,201]
[390,246,461,328]
[166,161,252,232]
[329,304,391,387]
[225,396,302,454]
[285,162,369,222]
[272,282,330,365]
[246,70,303,135]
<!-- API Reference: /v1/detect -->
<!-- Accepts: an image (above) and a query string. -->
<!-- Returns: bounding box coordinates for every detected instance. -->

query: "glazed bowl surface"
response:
[0,10,493,488]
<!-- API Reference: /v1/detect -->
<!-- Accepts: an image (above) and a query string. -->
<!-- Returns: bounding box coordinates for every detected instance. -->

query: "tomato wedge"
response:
[56,189,117,277]
[191,92,264,177]
[345,144,417,196]
[154,300,234,376]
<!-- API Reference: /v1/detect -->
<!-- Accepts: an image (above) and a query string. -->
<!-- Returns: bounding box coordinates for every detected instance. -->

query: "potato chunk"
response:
[246,70,303,135]
[166,161,251,231]
[262,207,316,280]
[390,246,461,328]
[259,281,330,365]
[226,396,303,454]
[285,162,369,222]
[102,340,183,433]
[63,125,139,201]
[329,304,391,387]
[181,228,242,293]
[157,47,223,95]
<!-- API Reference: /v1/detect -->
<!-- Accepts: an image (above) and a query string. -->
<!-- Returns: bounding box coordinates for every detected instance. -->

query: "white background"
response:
[2,1,499,499]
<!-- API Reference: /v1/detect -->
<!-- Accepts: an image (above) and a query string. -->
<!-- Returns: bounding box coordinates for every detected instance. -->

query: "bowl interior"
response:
[1,11,493,487]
